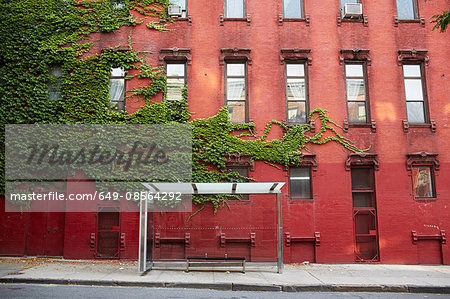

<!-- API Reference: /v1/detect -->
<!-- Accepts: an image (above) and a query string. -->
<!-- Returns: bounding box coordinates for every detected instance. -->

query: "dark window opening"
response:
[351,167,379,262]
[227,166,249,200]
[97,207,120,258]
[48,66,63,101]
[289,167,312,199]
[351,168,374,190]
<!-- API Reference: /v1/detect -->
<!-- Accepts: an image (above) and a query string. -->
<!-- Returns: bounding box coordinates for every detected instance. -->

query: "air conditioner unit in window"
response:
[168,5,182,17]
[343,3,362,18]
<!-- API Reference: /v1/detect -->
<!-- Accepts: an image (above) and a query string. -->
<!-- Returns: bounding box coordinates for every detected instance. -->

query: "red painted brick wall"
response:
[2,0,449,264]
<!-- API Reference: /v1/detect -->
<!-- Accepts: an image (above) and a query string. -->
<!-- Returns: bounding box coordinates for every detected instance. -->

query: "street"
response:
[0,284,448,299]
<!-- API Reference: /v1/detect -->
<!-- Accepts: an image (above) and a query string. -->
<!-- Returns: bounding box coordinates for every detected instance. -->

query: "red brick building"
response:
[1,0,449,265]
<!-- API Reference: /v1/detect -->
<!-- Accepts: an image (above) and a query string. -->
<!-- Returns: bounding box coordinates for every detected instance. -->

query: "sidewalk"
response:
[0,257,449,293]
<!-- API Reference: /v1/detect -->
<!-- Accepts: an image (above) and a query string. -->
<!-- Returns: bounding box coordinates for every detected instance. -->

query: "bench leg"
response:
[186,260,189,272]
[242,260,246,273]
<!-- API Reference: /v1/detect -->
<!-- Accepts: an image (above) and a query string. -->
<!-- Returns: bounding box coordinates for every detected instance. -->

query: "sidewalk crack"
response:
[304,269,325,284]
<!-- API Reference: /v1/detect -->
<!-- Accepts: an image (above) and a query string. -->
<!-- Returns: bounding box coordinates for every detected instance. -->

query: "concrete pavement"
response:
[0,257,449,293]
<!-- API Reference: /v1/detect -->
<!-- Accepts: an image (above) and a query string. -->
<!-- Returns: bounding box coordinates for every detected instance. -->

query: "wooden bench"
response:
[186,256,246,273]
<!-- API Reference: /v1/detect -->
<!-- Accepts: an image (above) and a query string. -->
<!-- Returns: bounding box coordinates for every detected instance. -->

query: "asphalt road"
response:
[1,284,450,299]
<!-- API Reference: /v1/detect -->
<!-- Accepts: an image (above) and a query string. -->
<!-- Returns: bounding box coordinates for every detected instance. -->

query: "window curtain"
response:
[227,80,245,100]
[287,80,305,100]
[412,167,432,197]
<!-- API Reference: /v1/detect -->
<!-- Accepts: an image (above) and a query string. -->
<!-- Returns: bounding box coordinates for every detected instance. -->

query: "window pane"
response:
[346,79,365,100]
[50,67,62,77]
[287,79,305,101]
[48,91,61,101]
[355,212,376,234]
[226,0,244,18]
[287,101,307,123]
[170,0,186,10]
[397,0,415,19]
[290,168,312,199]
[109,78,125,102]
[403,65,421,77]
[227,63,245,76]
[345,64,363,77]
[48,67,62,101]
[227,101,246,123]
[227,78,246,100]
[347,101,367,123]
[351,168,373,190]
[286,64,304,77]
[284,0,303,18]
[412,166,434,198]
[353,193,375,208]
[111,67,125,77]
[404,79,423,101]
[167,64,185,77]
[228,167,248,181]
[406,102,425,123]
[166,78,184,100]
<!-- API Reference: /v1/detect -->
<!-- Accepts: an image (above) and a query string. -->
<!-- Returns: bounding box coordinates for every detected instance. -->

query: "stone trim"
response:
[406,152,439,171]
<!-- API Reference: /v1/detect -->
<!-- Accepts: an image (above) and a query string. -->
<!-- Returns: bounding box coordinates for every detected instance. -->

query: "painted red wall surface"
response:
[2,0,449,264]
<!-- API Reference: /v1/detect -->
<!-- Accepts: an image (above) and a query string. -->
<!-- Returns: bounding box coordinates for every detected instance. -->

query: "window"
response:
[283,0,304,18]
[166,62,186,101]
[345,63,368,123]
[403,64,428,123]
[48,66,62,101]
[286,63,308,123]
[412,166,435,198]
[289,167,312,199]
[340,0,361,17]
[351,167,379,262]
[225,62,247,123]
[396,0,418,20]
[112,0,129,16]
[170,0,187,17]
[227,166,249,200]
[109,67,126,111]
[225,0,245,18]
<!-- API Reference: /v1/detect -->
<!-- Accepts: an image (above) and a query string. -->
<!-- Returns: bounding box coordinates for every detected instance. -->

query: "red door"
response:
[26,212,65,257]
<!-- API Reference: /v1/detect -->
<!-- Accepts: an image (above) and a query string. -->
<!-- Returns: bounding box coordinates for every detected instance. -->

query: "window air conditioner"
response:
[168,5,182,17]
[343,3,362,18]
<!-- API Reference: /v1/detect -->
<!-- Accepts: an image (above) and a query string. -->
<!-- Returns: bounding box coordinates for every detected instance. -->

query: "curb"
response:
[1,278,449,294]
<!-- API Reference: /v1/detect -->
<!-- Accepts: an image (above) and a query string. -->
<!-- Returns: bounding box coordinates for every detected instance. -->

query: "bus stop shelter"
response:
[139,182,285,273]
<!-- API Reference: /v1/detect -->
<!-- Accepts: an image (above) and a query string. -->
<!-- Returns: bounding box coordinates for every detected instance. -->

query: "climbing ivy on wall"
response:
[0,0,367,213]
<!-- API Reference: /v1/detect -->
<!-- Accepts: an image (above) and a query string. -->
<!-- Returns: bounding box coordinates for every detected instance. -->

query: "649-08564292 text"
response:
[8,191,183,202]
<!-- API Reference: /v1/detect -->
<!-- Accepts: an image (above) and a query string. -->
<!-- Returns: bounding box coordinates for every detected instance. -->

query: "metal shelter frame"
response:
[138,182,285,273]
